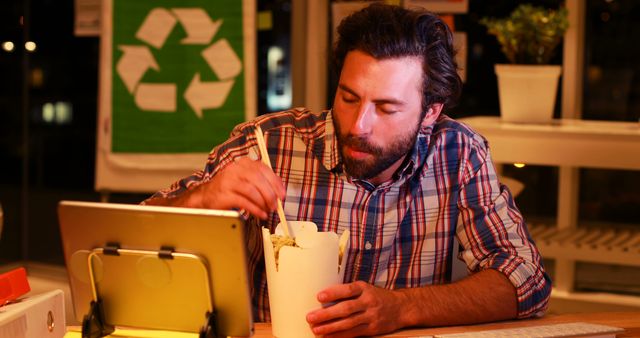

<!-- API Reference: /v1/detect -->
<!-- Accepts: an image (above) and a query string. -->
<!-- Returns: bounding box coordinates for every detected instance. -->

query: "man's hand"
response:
[306,281,408,338]
[194,157,286,219]
[305,270,518,337]
[146,157,285,219]
[192,157,285,219]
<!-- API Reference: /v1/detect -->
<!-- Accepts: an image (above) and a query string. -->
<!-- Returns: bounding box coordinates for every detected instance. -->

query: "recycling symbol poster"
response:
[96,0,255,192]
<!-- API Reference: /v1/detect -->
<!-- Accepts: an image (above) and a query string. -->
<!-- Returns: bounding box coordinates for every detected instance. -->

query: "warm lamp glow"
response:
[42,103,54,123]
[513,163,526,168]
[1,41,14,52]
[25,41,37,52]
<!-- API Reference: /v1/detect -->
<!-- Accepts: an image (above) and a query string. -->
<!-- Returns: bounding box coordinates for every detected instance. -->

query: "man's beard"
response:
[334,115,420,181]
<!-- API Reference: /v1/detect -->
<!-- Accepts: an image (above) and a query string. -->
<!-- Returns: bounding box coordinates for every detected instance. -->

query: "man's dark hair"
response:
[333,3,462,112]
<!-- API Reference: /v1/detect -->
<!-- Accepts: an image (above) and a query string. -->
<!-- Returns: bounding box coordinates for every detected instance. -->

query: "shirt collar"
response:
[322,110,342,173]
[398,119,436,179]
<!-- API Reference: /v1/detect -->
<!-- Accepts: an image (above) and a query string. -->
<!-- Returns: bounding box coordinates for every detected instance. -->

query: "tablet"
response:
[57,200,254,337]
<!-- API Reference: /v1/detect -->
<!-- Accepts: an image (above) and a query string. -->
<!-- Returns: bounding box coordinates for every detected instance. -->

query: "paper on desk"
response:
[262,221,349,338]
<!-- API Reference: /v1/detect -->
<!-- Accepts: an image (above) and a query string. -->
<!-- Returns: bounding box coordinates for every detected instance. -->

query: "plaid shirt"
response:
[148,108,551,322]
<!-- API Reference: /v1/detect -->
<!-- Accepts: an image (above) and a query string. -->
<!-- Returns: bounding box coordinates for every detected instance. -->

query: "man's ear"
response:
[421,103,444,129]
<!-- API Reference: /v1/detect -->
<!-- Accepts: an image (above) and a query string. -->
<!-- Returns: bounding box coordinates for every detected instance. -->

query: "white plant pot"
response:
[495,64,561,123]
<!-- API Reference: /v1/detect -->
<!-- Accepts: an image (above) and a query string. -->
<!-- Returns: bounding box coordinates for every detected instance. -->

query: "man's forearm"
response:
[399,269,518,327]
[143,187,201,208]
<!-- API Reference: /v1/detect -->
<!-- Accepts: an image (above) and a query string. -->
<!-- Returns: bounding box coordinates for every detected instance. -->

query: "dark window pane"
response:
[584,0,640,122]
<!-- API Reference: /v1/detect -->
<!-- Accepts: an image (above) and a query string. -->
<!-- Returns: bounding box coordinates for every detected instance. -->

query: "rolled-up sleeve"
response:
[456,138,552,318]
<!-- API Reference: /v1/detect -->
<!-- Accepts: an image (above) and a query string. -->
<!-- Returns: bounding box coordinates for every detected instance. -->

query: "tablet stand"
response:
[81,243,218,338]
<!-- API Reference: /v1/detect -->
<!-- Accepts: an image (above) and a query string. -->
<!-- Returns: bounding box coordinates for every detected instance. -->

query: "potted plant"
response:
[481,4,569,123]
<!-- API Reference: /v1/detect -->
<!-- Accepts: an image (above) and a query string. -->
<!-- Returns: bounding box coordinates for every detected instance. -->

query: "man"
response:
[145,4,551,337]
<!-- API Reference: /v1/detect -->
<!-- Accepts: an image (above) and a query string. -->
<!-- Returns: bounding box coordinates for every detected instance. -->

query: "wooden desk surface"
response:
[65,311,640,337]
[250,311,640,337]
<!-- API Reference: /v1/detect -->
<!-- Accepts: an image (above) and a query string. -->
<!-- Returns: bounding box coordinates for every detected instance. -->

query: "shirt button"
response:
[365,241,373,250]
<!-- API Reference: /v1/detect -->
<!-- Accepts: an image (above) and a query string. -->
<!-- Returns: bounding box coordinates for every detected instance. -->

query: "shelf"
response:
[459,117,640,170]
[529,224,640,267]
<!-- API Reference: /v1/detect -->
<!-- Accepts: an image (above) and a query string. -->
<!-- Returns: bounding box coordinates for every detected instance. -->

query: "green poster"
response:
[111,0,246,153]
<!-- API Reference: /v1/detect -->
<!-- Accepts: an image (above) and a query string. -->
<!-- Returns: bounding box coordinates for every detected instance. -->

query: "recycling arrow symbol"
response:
[116,7,242,118]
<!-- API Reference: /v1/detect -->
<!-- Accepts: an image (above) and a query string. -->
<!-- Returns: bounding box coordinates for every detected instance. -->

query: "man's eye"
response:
[342,95,357,103]
[378,106,398,114]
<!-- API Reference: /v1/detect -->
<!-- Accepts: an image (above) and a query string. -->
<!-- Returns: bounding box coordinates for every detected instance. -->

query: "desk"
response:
[64,312,640,337]
[248,312,640,337]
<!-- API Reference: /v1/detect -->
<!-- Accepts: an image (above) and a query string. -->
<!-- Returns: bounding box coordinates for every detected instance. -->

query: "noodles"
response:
[270,234,297,268]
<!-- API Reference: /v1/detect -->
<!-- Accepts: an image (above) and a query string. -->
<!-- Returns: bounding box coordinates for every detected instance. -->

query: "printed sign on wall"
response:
[111,0,247,153]
[96,0,255,192]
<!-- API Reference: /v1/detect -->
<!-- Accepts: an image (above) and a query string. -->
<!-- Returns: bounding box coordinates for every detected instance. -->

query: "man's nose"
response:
[350,103,374,136]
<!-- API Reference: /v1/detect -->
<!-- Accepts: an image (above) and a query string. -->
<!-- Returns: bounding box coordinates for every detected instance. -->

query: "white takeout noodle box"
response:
[262,221,350,338]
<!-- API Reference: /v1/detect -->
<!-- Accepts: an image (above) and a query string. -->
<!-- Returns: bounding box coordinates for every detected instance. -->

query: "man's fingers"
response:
[306,297,367,332]
[254,165,285,210]
[237,172,276,209]
[237,195,269,219]
[308,298,363,325]
[260,165,286,200]
[230,182,274,218]
[229,184,280,220]
[318,282,364,303]
[309,311,367,337]
[238,158,286,209]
